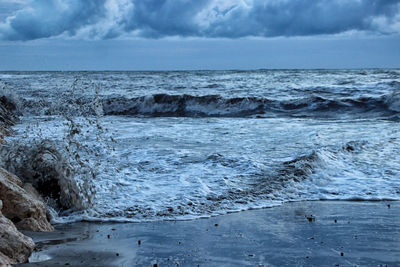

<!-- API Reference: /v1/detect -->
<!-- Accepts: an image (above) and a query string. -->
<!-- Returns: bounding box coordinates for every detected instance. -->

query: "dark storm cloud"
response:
[205,0,400,38]
[124,0,211,37]
[0,0,108,40]
[1,0,400,41]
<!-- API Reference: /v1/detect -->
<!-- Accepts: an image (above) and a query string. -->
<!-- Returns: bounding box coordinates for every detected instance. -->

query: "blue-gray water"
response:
[0,69,399,222]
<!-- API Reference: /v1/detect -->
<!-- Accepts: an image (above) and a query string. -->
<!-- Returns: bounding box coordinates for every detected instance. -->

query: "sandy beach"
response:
[17,201,399,266]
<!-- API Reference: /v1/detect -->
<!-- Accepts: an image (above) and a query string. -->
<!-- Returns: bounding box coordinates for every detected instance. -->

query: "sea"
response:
[0,69,399,223]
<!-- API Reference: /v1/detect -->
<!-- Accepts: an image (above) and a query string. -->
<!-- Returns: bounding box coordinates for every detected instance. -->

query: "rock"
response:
[23,183,44,202]
[305,215,315,222]
[0,168,22,187]
[0,167,54,232]
[0,251,12,267]
[0,208,35,265]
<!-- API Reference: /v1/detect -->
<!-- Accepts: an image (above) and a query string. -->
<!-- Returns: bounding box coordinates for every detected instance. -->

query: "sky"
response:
[0,0,400,70]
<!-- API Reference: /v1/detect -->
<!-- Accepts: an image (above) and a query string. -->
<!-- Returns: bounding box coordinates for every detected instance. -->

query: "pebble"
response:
[305,215,315,222]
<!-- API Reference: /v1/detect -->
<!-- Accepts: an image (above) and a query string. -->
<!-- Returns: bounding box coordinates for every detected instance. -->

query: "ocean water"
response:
[0,69,399,223]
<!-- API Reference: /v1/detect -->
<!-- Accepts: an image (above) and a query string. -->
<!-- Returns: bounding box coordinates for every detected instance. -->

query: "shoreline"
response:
[18,200,399,266]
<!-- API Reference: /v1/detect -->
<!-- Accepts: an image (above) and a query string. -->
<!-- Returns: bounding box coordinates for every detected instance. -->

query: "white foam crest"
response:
[291,139,400,202]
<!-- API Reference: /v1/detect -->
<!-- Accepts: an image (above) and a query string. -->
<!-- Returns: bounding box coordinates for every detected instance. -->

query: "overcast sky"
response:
[0,0,399,70]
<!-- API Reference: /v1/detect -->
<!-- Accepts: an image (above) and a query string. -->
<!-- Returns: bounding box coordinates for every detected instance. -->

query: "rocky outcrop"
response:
[0,200,35,265]
[0,167,54,232]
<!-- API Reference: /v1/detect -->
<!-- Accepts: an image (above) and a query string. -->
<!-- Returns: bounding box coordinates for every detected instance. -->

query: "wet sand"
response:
[18,201,399,266]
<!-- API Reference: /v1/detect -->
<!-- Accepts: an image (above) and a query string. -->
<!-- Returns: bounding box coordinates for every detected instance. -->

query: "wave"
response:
[49,142,362,223]
[85,150,326,221]
[102,93,400,119]
[14,81,400,118]
[3,136,394,224]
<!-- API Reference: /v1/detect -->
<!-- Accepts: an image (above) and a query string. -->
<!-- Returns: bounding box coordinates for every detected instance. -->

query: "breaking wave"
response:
[74,141,374,222]
[103,93,400,119]
[18,92,400,119]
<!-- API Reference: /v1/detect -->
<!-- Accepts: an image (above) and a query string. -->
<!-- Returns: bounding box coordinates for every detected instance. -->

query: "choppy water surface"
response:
[0,69,399,222]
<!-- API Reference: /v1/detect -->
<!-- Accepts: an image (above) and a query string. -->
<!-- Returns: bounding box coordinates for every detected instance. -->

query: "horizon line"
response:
[1,67,399,72]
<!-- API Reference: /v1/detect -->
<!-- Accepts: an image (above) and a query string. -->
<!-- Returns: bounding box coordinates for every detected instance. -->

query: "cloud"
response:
[0,0,109,40]
[1,0,400,41]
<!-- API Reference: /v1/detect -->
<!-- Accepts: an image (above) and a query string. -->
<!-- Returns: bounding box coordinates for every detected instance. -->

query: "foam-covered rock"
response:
[0,167,54,232]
